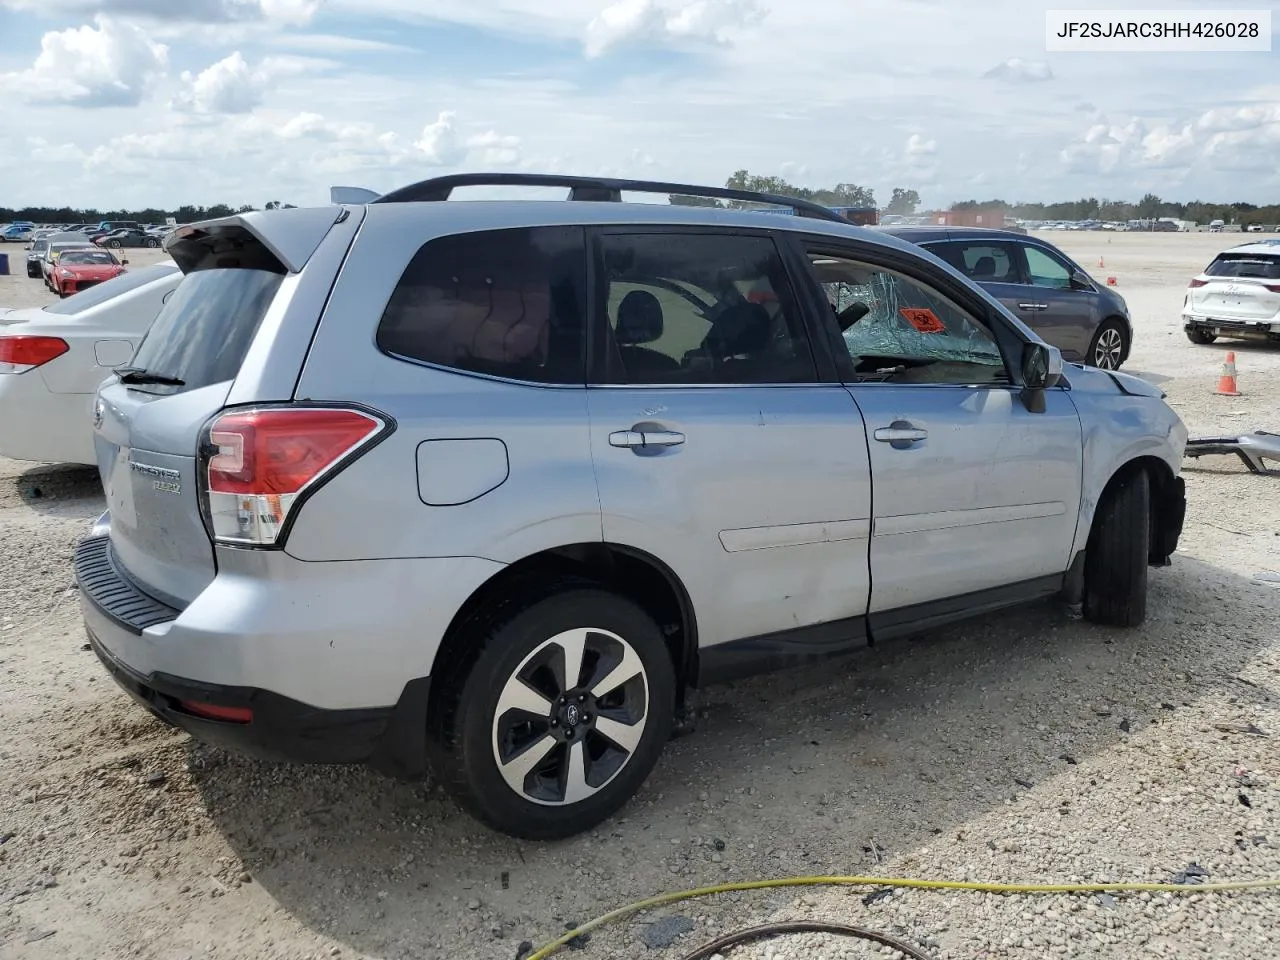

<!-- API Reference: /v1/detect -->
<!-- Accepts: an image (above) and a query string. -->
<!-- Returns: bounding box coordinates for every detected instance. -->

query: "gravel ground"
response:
[1,231,1278,960]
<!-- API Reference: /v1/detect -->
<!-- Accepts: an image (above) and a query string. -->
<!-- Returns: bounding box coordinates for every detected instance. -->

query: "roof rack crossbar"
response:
[371,173,847,223]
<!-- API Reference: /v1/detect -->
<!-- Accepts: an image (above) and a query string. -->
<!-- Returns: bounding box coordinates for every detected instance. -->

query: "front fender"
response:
[1068,372,1187,555]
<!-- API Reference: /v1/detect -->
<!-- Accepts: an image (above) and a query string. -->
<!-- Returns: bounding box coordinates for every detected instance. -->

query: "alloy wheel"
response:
[491,627,649,806]
[1094,327,1124,369]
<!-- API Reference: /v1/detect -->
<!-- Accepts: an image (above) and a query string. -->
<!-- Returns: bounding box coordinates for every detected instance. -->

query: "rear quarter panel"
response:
[286,205,600,564]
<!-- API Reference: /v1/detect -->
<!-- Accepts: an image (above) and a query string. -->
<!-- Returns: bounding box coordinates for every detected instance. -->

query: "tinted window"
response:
[1205,253,1280,280]
[805,250,1006,385]
[1022,245,1073,289]
[378,226,587,384]
[929,242,1019,283]
[128,269,283,393]
[597,233,815,384]
[41,264,178,315]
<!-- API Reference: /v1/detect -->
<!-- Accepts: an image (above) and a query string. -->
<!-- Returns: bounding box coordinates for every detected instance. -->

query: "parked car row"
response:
[3,220,184,247]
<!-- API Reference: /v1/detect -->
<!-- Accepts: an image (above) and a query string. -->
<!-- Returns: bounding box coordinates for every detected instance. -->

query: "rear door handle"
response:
[609,429,686,449]
[1017,302,1048,311]
[873,423,928,448]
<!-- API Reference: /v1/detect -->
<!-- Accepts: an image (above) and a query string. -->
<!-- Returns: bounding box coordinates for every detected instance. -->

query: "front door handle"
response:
[609,429,686,449]
[1017,301,1048,311]
[873,422,928,448]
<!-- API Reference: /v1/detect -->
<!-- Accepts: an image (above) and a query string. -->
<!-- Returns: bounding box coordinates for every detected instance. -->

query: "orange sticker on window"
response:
[900,307,945,333]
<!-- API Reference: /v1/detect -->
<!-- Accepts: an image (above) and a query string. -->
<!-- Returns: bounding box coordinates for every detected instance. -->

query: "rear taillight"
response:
[200,406,389,546]
[1187,278,1209,288]
[0,335,68,374]
[1265,284,1280,294]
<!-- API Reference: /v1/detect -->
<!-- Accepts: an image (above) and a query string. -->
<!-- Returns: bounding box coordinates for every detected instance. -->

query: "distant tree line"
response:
[951,193,1279,226]
[673,176,1280,225]
[0,201,295,224]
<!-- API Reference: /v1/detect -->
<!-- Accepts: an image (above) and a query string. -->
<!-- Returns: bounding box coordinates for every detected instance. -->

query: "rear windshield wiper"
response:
[114,366,185,386]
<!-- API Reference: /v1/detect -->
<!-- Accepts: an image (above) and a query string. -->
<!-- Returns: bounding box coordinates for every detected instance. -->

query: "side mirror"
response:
[1069,269,1093,290]
[1020,342,1063,412]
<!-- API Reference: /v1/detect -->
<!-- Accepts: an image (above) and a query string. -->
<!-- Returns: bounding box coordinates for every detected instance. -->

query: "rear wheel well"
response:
[432,543,697,706]
[1095,456,1179,565]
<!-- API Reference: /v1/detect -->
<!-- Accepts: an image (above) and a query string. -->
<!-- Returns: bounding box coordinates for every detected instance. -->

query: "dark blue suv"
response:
[880,226,1133,369]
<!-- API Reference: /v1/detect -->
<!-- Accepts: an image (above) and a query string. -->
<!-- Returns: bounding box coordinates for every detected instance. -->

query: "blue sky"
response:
[0,0,1276,210]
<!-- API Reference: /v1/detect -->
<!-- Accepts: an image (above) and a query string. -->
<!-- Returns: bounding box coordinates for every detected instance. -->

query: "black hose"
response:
[675,919,938,960]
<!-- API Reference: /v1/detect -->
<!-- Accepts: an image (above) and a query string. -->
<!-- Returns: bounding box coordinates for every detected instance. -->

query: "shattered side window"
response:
[807,253,1007,384]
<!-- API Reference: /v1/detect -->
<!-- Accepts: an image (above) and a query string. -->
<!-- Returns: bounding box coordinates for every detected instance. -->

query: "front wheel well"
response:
[432,543,697,704]
[1095,456,1181,566]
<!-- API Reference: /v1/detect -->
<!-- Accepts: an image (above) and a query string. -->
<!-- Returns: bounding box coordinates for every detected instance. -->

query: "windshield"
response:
[1206,254,1280,280]
[42,264,179,315]
[60,250,119,266]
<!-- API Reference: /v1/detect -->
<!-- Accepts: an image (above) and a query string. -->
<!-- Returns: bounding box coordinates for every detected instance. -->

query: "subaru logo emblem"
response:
[564,704,580,727]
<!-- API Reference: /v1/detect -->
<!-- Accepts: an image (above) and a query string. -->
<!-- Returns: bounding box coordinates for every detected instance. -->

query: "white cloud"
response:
[1061,103,1280,177]
[0,0,317,23]
[982,57,1053,83]
[905,133,936,159]
[467,130,522,166]
[173,52,263,114]
[172,53,335,114]
[267,33,416,54]
[1,15,168,107]
[584,0,764,57]
[26,136,87,164]
[414,111,465,165]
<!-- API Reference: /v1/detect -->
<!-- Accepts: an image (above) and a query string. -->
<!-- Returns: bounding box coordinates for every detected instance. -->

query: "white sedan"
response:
[0,262,182,465]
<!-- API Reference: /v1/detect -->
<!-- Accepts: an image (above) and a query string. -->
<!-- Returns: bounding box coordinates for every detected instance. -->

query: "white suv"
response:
[1184,240,1280,346]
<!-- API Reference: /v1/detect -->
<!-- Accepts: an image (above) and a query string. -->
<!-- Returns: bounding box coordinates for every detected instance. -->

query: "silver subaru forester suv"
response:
[78,174,1187,839]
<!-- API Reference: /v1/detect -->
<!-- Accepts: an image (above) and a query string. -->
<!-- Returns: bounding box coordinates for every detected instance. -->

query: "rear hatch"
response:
[94,218,327,607]
[1189,250,1280,322]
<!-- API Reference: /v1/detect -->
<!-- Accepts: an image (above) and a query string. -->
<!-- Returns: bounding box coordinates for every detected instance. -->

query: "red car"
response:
[49,249,127,297]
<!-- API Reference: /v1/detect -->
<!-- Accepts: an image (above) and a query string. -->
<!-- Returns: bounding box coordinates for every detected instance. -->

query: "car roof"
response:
[1222,239,1280,256]
[358,200,925,254]
[877,225,1029,243]
[182,200,928,274]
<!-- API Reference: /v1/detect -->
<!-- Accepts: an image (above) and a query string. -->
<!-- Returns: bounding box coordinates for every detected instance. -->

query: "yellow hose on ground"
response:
[527,873,1280,960]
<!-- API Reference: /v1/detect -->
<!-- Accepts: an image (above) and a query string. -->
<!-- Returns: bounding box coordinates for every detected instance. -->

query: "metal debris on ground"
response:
[1172,863,1210,885]
[1185,431,1280,474]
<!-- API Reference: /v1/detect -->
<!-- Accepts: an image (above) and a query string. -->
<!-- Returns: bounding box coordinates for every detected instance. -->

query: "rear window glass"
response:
[128,269,283,393]
[1205,254,1280,280]
[41,264,178,315]
[377,226,587,384]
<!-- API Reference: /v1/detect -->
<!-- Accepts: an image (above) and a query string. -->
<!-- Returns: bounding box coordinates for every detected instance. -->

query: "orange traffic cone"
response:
[1215,351,1241,396]
[1097,256,1105,269]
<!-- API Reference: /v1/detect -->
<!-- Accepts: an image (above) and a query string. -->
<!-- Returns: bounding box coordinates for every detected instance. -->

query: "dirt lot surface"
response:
[1,232,1278,960]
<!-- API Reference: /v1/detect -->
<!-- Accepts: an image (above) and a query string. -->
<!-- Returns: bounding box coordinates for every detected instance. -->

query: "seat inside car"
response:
[970,255,997,280]
[615,290,680,377]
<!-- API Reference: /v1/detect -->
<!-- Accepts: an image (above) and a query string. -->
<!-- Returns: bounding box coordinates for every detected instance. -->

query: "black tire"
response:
[26,267,39,279]
[1185,327,1217,345]
[1082,469,1150,627]
[1087,318,1129,370]
[145,238,158,248]
[427,582,676,840]
[108,239,121,248]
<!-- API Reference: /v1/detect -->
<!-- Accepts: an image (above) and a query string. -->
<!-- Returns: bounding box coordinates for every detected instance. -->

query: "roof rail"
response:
[372,172,847,223]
